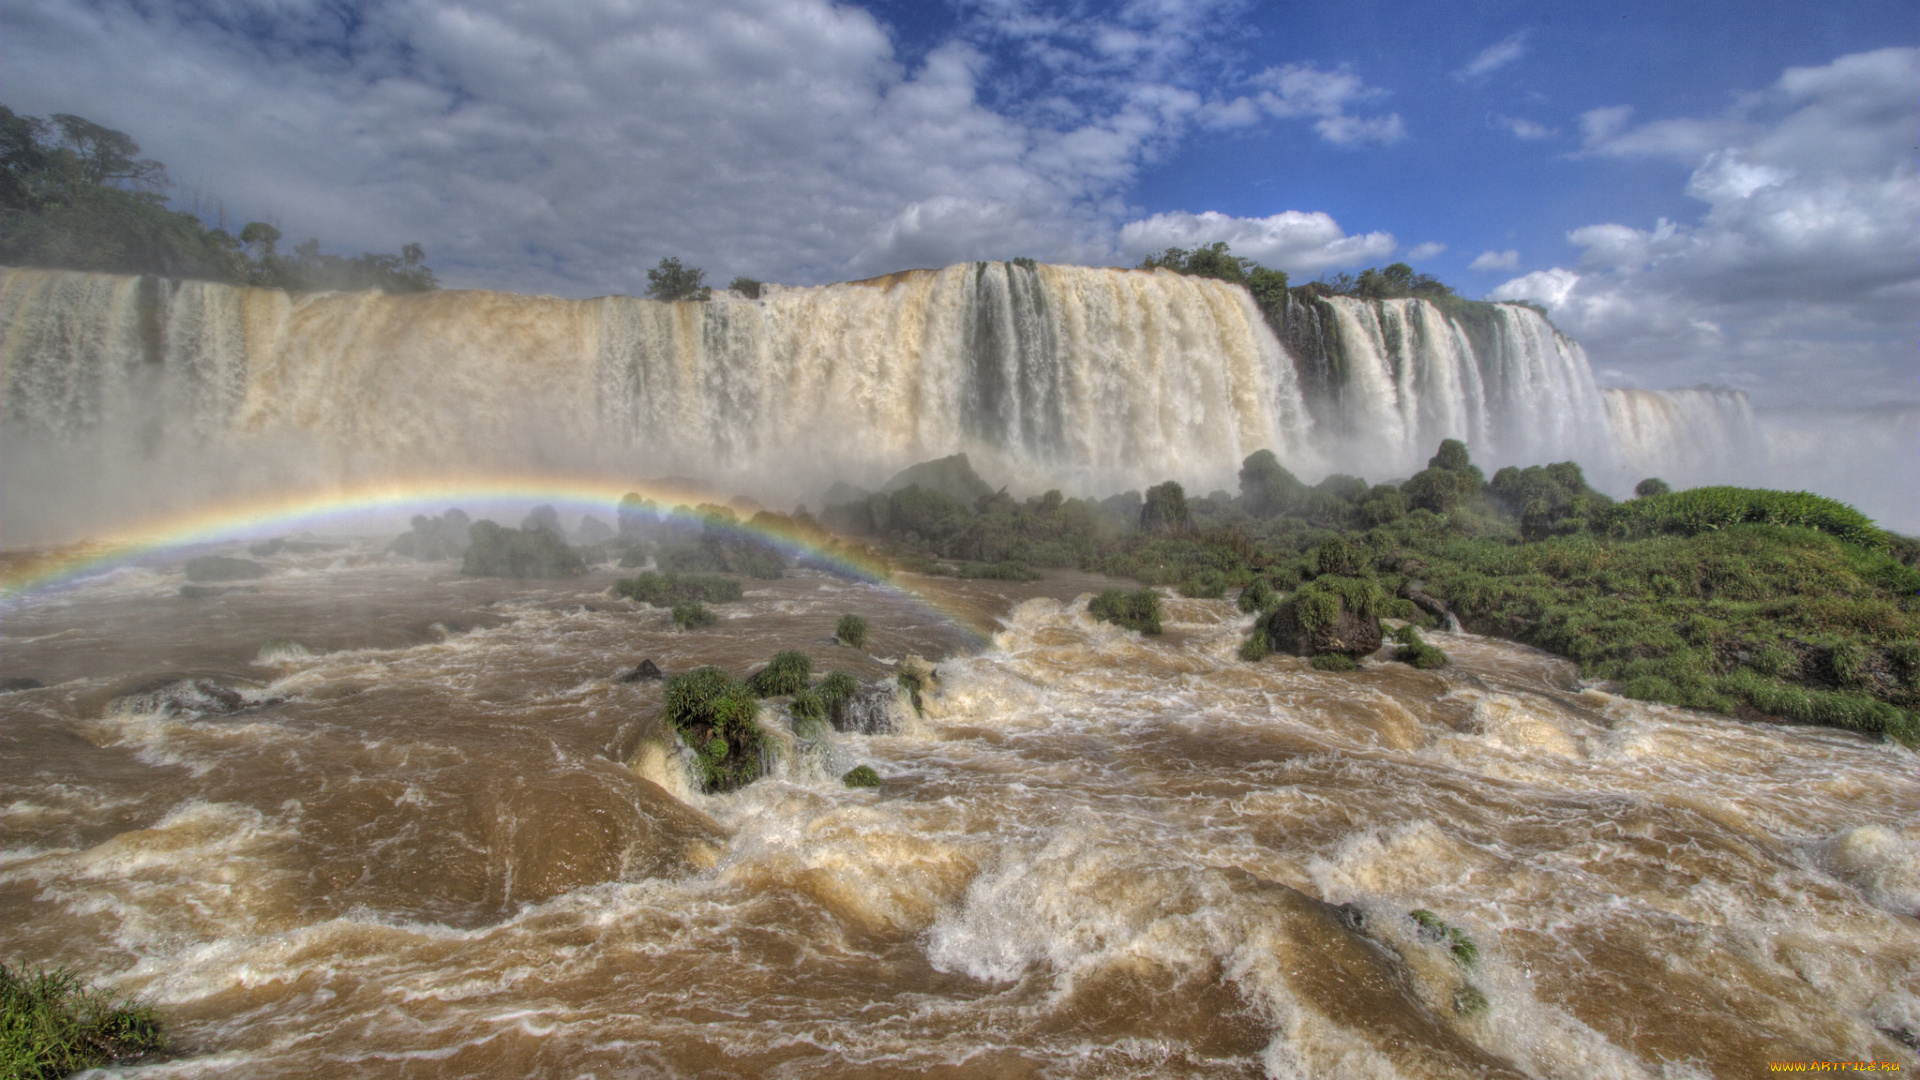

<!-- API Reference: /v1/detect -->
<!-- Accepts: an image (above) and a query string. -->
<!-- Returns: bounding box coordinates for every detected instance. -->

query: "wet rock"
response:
[109,676,283,718]
[1400,580,1462,633]
[1,677,45,692]
[390,510,472,560]
[620,659,664,682]
[184,555,268,582]
[576,515,616,545]
[834,680,902,735]
[1261,576,1385,660]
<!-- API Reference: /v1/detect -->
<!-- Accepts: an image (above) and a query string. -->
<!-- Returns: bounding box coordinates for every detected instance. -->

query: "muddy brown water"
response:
[1,544,1915,1078]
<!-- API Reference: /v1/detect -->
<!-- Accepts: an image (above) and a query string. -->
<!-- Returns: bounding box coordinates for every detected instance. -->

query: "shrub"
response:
[1237,578,1278,614]
[1089,588,1163,634]
[747,650,811,697]
[1239,450,1306,518]
[462,520,586,578]
[1310,653,1359,671]
[1390,624,1449,669]
[1140,481,1191,533]
[0,964,166,1078]
[661,667,765,792]
[1238,627,1272,661]
[729,276,763,299]
[1634,478,1671,498]
[835,614,869,649]
[842,765,882,788]
[1602,487,1883,547]
[787,689,826,737]
[1315,536,1367,578]
[671,602,717,630]
[1179,569,1228,598]
[613,573,743,606]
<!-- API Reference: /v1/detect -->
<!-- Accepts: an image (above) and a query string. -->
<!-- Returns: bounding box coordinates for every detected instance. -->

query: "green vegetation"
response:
[1138,241,1288,326]
[1089,588,1163,635]
[1310,262,1454,302]
[646,256,710,302]
[661,667,766,792]
[671,601,717,630]
[1139,481,1191,533]
[1391,625,1449,670]
[1410,910,1479,968]
[2,106,435,291]
[1634,477,1672,499]
[835,614,869,649]
[1,964,165,1078]
[1600,486,1885,547]
[651,505,787,579]
[461,520,586,578]
[841,765,882,788]
[729,276,763,299]
[613,572,745,607]
[1310,653,1359,672]
[747,651,812,697]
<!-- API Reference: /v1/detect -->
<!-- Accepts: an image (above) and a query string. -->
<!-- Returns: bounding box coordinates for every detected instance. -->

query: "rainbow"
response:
[0,473,939,613]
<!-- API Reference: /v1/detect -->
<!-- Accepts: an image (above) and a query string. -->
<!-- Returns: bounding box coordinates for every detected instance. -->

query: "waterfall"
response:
[2,262,1762,542]
[1604,387,1763,488]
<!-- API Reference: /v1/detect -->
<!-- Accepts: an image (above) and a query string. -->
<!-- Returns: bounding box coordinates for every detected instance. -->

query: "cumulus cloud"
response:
[1496,48,1919,407]
[1117,210,1395,275]
[1469,249,1520,271]
[1456,31,1531,80]
[1404,242,1447,261]
[2,0,1406,295]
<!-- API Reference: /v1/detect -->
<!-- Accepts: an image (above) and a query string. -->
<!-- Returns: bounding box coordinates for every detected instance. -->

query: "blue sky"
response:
[4,0,1916,407]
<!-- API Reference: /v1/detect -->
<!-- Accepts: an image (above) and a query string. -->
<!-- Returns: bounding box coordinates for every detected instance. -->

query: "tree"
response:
[648,256,711,301]
[1238,449,1305,518]
[1140,481,1190,533]
[728,276,762,299]
[1634,478,1672,499]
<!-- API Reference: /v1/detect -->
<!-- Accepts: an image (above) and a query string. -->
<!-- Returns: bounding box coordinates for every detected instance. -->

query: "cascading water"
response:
[1604,387,1763,488]
[3,261,1756,543]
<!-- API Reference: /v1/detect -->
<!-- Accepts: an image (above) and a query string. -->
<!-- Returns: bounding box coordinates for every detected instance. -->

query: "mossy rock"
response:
[1411,909,1479,967]
[1390,625,1450,669]
[1265,575,1385,659]
[661,666,766,792]
[671,601,717,630]
[1310,653,1360,671]
[842,765,882,788]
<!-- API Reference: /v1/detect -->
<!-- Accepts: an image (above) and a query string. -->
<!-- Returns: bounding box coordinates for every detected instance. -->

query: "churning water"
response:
[3,545,1914,1077]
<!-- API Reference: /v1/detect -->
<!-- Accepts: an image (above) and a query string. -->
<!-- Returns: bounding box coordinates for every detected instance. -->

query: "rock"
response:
[110,676,282,718]
[880,453,994,505]
[1,677,45,692]
[390,510,472,560]
[1262,576,1385,660]
[619,660,664,682]
[576,514,616,545]
[834,680,902,735]
[462,520,586,578]
[1399,580,1462,632]
[184,555,268,582]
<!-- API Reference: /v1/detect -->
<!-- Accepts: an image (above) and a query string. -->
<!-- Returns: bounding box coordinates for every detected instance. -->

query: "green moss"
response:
[1,964,165,1079]
[1089,588,1164,634]
[1310,653,1359,671]
[747,650,812,697]
[1238,627,1272,661]
[842,765,882,788]
[1237,578,1278,614]
[835,614,869,649]
[671,601,717,630]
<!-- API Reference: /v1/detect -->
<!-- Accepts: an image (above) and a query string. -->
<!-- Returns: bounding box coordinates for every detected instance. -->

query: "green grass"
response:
[1089,588,1164,634]
[835,614,869,649]
[661,667,766,792]
[747,651,811,697]
[670,601,717,630]
[1,964,165,1079]
[613,572,744,606]
[1390,625,1449,669]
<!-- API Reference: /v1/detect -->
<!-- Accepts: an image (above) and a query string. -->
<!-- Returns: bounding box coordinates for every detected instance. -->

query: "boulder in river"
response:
[620,659,664,682]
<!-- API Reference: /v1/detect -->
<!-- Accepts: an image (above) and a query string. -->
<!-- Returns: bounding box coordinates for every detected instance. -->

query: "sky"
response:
[4,0,1916,409]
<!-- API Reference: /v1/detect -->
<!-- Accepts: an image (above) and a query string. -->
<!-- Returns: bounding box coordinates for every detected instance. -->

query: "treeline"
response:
[0,106,435,293]
[822,446,1920,745]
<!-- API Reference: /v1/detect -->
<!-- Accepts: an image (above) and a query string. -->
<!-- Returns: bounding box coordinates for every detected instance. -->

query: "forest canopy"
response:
[0,105,436,293]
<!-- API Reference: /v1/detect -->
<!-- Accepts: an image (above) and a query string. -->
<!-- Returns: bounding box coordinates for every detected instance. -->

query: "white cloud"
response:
[1495,115,1556,139]
[1499,48,1919,407]
[1456,31,1531,80]
[4,0,1398,295]
[1117,210,1395,275]
[1246,64,1406,146]
[1404,242,1447,261]
[1469,249,1520,271]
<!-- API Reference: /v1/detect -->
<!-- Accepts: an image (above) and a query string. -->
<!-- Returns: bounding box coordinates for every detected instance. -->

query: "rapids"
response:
[2,545,1914,1077]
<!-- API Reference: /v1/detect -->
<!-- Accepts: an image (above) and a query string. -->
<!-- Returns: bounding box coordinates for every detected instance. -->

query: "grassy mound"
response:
[835,614,869,649]
[1089,588,1163,634]
[1391,625,1449,669]
[670,601,717,630]
[613,572,744,606]
[661,667,766,792]
[747,651,811,697]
